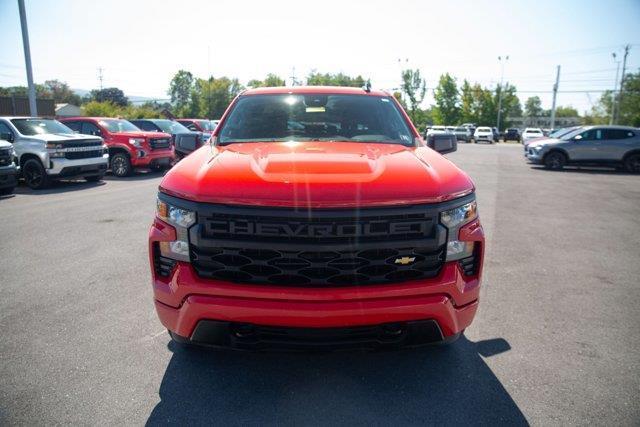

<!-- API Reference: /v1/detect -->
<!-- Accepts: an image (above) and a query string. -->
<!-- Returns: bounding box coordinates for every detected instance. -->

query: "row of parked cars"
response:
[426,124,552,145]
[0,116,218,193]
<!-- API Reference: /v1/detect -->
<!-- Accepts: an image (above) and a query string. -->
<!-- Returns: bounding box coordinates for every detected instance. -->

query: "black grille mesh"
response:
[192,246,444,286]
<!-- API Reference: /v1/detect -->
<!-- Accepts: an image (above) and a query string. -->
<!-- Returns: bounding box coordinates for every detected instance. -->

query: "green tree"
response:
[43,80,81,105]
[88,87,129,107]
[198,76,244,119]
[306,72,366,87]
[494,83,521,129]
[524,96,543,118]
[248,73,286,88]
[615,70,640,126]
[0,84,52,98]
[81,101,121,117]
[168,70,194,115]
[400,69,427,126]
[459,80,476,123]
[432,73,460,125]
[554,106,579,118]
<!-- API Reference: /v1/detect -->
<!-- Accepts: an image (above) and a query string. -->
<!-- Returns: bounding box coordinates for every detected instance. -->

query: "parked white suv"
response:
[474,127,494,144]
[522,128,544,145]
[0,117,108,189]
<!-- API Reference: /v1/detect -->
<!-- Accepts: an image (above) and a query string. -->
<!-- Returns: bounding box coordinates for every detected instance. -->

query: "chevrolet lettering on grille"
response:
[206,220,428,238]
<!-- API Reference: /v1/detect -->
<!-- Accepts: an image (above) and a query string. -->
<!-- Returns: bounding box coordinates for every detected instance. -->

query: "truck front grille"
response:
[192,246,444,286]
[150,138,171,150]
[65,150,103,160]
[170,196,462,288]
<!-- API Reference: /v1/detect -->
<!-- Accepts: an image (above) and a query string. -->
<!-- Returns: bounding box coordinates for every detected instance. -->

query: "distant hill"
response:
[72,88,164,104]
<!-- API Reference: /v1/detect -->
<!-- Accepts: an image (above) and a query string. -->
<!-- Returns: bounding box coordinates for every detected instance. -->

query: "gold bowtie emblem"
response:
[394,257,416,265]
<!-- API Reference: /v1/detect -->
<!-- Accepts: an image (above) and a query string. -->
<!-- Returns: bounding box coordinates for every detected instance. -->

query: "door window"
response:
[576,128,602,141]
[64,121,82,132]
[602,129,635,140]
[0,122,14,141]
[81,122,102,136]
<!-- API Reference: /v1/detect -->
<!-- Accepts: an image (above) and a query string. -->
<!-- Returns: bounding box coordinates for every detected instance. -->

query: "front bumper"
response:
[0,165,18,189]
[149,218,484,348]
[130,149,174,167]
[48,154,109,176]
[525,150,543,163]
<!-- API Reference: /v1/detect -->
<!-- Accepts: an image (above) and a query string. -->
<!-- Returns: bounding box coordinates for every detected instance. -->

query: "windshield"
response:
[477,127,491,132]
[560,127,587,140]
[153,120,190,134]
[550,127,579,139]
[525,129,542,134]
[99,119,141,133]
[217,94,414,145]
[11,118,73,136]
[431,126,446,131]
[455,127,467,131]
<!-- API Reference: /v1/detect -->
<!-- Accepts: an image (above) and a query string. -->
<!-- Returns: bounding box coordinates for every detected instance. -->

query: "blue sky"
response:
[1,0,639,114]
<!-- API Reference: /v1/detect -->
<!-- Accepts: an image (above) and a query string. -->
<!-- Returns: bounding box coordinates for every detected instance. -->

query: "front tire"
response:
[623,153,640,173]
[544,151,567,170]
[22,158,50,189]
[110,153,132,177]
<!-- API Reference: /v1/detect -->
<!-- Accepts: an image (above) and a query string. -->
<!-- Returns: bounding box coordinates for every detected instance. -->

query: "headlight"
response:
[156,198,196,262]
[46,143,66,158]
[533,145,544,152]
[440,201,477,229]
[129,138,145,147]
[441,200,478,261]
[157,199,196,228]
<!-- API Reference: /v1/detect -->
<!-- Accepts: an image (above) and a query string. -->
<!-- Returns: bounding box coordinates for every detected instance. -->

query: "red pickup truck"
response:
[149,86,484,350]
[61,117,174,176]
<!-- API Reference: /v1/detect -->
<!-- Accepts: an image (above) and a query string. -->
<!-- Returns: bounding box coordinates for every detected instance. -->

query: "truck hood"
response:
[115,131,170,139]
[160,142,474,208]
[21,133,102,143]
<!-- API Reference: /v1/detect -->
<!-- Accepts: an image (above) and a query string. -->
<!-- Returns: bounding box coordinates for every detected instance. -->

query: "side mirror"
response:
[0,132,13,142]
[427,135,457,154]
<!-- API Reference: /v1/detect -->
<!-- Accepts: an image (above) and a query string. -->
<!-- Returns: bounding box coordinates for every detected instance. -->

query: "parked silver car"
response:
[453,126,472,143]
[525,125,640,172]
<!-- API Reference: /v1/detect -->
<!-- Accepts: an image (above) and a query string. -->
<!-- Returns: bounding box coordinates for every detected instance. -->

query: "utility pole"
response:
[496,55,509,132]
[615,44,630,124]
[610,53,620,125]
[97,67,104,90]
[290,67,297,86]
[549,65,561,130]
[18,0,37,116]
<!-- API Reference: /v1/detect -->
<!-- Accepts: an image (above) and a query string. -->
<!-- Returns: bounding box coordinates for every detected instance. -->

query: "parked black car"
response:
[491,127,500,142]
[504,128,521,142]
[129,119,203,159]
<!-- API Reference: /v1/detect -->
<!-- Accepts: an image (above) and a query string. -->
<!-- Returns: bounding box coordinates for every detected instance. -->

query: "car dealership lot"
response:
[0,143,638,425]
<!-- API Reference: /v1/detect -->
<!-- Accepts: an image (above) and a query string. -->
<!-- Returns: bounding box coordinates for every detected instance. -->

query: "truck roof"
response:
[242,86,390,97]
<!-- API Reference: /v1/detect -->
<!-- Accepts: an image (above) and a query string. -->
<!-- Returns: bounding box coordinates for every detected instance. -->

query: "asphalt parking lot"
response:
[0,143,638,425]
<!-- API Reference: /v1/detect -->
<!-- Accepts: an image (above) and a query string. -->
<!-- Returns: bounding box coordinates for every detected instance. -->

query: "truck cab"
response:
[61,117,174,177]
[0,117,108,189]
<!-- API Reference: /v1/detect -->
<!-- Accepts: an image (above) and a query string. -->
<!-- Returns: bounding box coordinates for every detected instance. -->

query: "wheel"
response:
[110,153,132,177]
[22,158,50,189]
[544,151,567,170]
[623,153,640,173]
[0,187,15,196]
[84,173,104,182]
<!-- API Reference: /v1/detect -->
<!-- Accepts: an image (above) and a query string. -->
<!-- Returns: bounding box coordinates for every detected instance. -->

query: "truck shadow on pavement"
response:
[13,180,106,195]
[146,336,527,426]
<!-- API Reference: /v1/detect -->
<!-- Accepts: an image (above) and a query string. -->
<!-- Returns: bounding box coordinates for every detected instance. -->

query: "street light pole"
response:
[18,0,37,116]
[496,55,509,132]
